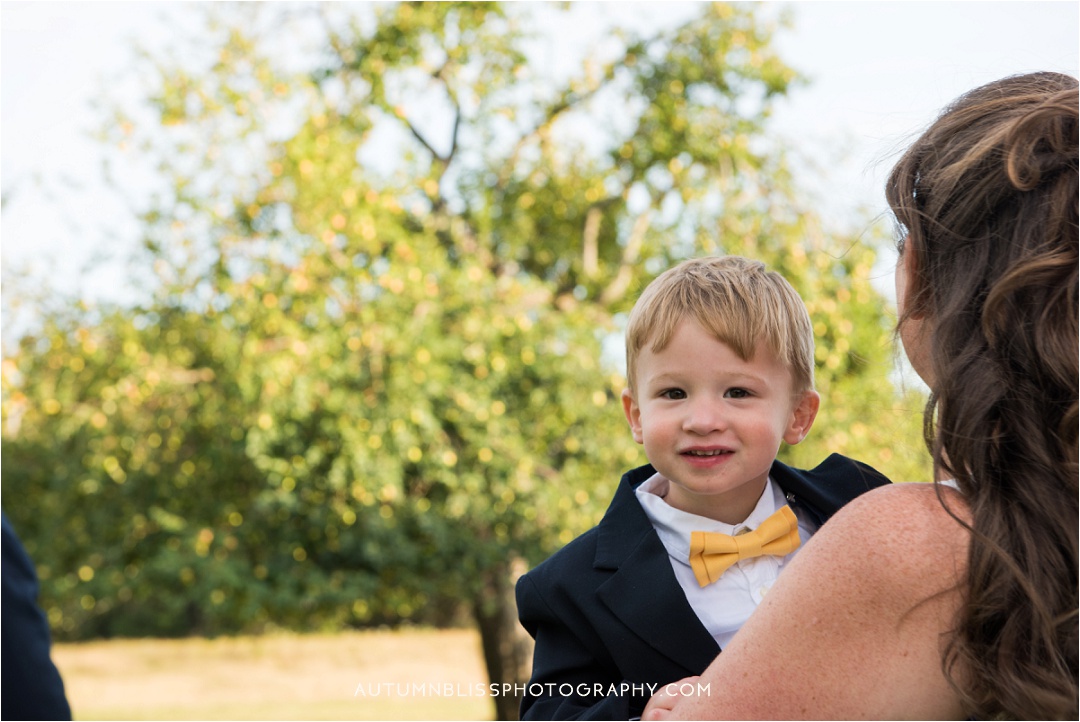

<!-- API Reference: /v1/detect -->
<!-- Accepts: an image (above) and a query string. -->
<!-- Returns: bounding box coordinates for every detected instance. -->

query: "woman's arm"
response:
[646,482,971,720]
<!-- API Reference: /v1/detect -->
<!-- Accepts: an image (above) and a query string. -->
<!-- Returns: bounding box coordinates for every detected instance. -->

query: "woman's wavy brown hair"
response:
[886,72,1078,719]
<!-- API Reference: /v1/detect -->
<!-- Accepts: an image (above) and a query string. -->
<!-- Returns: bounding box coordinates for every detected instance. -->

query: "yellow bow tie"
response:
[688,506,801,587]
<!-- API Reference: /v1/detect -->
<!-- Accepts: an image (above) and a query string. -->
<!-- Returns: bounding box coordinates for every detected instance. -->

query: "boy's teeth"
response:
[687,450,727,456]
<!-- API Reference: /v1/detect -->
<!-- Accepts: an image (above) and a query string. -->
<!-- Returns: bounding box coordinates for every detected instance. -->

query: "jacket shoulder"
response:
[772,453,892,522]
[521,524,602,586]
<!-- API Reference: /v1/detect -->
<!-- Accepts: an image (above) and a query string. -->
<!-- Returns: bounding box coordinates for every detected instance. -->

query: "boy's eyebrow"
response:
[645,369,773,386]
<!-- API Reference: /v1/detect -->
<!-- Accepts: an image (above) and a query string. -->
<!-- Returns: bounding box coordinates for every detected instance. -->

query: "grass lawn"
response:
[52,628,494,720]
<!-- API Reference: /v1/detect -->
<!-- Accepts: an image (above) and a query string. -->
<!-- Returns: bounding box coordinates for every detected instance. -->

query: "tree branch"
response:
[583,207,600,278]
[599,209,651,306]
[399,114,447,165]
[495,55,623,189]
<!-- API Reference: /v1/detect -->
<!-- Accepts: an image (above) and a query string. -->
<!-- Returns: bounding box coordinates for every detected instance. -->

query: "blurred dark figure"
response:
[2,513,72,720]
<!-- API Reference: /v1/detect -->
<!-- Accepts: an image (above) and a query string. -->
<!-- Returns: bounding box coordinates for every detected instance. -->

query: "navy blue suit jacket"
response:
[2,513,72,721]
[516,454,890,720]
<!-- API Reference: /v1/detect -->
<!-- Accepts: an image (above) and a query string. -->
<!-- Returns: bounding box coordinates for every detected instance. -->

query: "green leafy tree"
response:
[2,3,926,719]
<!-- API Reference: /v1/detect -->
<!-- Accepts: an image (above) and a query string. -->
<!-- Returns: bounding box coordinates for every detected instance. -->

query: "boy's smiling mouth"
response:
[681,448,733,457]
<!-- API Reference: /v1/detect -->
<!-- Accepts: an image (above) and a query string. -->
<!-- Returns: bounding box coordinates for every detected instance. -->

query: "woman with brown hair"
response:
[643,72,1078,720]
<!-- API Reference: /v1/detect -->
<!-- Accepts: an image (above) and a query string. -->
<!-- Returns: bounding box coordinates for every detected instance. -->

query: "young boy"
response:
[515,256,890,720]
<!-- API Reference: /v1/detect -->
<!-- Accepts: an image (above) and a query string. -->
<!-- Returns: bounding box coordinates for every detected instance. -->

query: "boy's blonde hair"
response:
[625,255,815,396]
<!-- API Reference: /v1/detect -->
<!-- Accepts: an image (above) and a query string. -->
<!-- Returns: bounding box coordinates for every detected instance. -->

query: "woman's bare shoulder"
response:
[809,481,970,591]
[824,480,969,550]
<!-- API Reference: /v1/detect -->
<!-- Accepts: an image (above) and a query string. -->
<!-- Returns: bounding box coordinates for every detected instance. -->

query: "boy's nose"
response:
[683,399,727,434]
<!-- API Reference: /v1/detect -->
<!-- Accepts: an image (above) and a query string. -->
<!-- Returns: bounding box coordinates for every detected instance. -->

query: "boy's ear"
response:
[783,390,820,445]
[621,388,644,444]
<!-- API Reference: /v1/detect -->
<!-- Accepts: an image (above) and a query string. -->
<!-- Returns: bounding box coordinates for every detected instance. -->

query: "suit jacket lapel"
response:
[592,465,720,675]
[596,533,721,675]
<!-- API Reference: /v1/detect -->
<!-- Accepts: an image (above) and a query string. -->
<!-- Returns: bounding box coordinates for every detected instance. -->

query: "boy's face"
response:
[622,317,819,524]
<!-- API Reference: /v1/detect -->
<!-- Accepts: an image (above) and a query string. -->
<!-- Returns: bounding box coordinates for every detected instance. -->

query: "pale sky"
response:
[2,1,1078,333]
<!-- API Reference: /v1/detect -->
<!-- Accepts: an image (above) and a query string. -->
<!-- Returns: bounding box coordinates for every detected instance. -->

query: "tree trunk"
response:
[473,556,534,721]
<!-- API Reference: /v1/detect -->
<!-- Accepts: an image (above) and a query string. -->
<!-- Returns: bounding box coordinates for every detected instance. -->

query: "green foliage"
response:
[2,1,927,648]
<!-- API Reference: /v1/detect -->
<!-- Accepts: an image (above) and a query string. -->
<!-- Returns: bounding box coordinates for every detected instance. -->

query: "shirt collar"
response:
[635,473,786,562]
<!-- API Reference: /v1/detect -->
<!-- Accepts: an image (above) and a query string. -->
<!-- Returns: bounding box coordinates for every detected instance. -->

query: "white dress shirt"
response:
[635,473,817,649]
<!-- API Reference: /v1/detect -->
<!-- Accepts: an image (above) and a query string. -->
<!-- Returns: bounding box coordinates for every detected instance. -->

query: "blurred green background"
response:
[1,2,939,719]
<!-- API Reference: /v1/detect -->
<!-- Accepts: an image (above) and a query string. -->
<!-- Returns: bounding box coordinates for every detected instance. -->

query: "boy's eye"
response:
[724,388,751,399]
[660,389,687,400]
